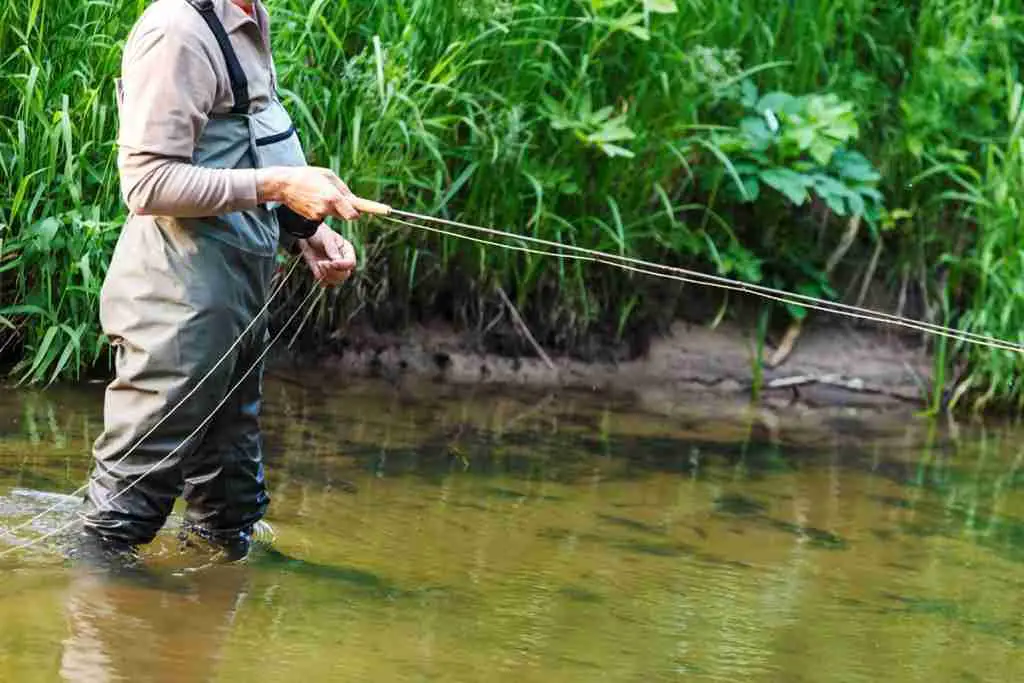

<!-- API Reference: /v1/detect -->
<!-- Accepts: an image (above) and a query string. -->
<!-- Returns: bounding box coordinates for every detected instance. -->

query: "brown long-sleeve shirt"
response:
[116,0,279,217]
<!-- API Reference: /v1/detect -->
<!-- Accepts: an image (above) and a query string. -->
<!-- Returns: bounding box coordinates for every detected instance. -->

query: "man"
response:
[75,0,360,566]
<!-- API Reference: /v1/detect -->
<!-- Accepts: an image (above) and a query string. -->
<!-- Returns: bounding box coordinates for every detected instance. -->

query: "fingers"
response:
[302,230,357,287]
[317,266,352,286]
[300,243,323,281]
[322,239,357,275]
[322,231,344,262]
[332,195,359,221]
[314,226,356,266]
[339,237,356,266]
[320,168,355,197]
[277,166,365,222]
[314,168,360,220]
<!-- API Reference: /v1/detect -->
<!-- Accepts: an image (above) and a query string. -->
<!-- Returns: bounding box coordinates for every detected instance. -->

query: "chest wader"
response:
[79,0,309,561]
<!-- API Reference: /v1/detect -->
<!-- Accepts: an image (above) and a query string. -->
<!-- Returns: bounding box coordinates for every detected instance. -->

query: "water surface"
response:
[1,373,1022,682]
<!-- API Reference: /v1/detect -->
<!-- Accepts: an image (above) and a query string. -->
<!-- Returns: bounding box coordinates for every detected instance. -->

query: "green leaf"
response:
[820,189,847,215]
[643,0,678,13]
[785,302,808,320]
[22,324,60,383]
[855,186,884,202]
[936,145,969,163]
[760,168,811,205]
[811,174,848,195]
[906,136,924,158]
[833,150,881,183]
[800,280,834,299]
[540,93,573,130]
[741,176,760,202]
[740,117,773,150]
[612,13,650,41]
[810,175,851,215]
[587,116,636,143]
[693,139,752,202]
[826,117,858,142]
[591,106,615,124]
[847,192,865,217]
[740,79,758,108]
[624,25,651,41]
[789,125,816,151]
[50,334,80,384]
[78,253,93,288]
[809,138,835,165]
[758,91,796,114]
[433,162,478,213]
[599,143,635,158]
[28,216,60,248]
[0,303,51,319]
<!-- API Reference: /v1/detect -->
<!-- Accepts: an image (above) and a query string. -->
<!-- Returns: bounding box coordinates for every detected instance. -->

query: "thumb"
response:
[323,231,344,262]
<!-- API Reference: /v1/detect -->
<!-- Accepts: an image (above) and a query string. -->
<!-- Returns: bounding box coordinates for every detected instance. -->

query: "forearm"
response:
[121,156,307,218]
[120,154,259,218]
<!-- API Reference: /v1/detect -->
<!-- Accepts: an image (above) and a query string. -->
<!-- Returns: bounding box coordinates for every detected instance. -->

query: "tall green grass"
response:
[2,0,1024,412]
[0,0,136,382]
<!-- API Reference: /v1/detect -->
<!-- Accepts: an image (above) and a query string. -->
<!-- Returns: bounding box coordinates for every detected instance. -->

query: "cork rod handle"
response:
[349,196,392,215]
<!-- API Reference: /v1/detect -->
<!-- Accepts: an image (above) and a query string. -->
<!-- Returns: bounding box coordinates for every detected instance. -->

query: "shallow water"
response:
[1,373,1023,682]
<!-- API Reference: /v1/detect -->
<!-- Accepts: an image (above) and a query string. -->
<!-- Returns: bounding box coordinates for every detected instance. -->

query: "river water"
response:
[0,372,1022,682]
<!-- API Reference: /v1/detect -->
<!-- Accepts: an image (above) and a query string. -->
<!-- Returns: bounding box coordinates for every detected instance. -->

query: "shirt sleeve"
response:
[116,23,259,218]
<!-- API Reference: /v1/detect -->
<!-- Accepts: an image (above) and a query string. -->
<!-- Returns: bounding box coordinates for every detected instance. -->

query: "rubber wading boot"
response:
[177,523,254,564]
[67,530,144,574]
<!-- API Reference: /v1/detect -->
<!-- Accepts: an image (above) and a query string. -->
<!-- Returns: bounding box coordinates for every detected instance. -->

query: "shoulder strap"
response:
[183,0,250,114]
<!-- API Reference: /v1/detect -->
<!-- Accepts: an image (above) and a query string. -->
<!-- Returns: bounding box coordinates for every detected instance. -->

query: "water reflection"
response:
[60,566,249,683]
[0,374,1023,681]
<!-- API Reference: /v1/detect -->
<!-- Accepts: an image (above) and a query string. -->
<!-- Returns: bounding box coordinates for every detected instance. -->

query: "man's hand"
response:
[257,166,360,222]
[298,224,358,286]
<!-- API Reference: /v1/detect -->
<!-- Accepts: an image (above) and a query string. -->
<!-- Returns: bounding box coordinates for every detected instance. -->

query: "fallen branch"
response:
[769,214,862,368]
[496,286,555,371]
[856,239,883,309]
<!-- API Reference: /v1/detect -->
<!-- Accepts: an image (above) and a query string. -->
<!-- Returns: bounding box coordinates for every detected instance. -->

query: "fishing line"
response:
[383,214,998,349]
[288,279,328,350]
[6,199,1020,554]
[383,209,1024,356]
[0,256,306,540]
[0,283,325,559]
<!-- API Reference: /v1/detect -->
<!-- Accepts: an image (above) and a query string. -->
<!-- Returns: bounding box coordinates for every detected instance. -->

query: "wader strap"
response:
[184,0,251,114]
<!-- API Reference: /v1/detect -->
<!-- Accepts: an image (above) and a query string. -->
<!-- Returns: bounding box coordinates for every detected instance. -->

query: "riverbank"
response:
[289,317,935,412]
[4,0,1022,407]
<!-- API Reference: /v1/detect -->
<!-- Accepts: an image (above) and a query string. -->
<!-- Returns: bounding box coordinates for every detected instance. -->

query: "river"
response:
[0,371,1021,682]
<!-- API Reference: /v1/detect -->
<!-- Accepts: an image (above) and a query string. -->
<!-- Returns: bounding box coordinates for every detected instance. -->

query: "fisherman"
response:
[74,0,360,566]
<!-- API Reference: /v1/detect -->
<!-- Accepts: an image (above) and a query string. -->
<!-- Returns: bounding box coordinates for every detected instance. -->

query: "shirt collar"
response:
[215,0,261,34]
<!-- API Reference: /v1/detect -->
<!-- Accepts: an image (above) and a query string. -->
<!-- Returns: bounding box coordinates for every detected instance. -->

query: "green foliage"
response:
[0,209,119,383]
[542,92,638,160]
[0,0,1023,413]
[694,81,885,220]
[675,73,886,321]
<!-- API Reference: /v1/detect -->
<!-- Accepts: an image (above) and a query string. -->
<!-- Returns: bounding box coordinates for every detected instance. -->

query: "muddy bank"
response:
[292,319,935,411]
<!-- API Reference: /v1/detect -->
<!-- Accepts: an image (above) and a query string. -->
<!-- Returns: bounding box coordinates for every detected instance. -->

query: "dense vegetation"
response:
[1,0,1023,412]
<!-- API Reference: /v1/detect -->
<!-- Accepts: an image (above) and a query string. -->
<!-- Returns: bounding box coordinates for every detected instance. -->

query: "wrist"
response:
[256,167,288,204]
